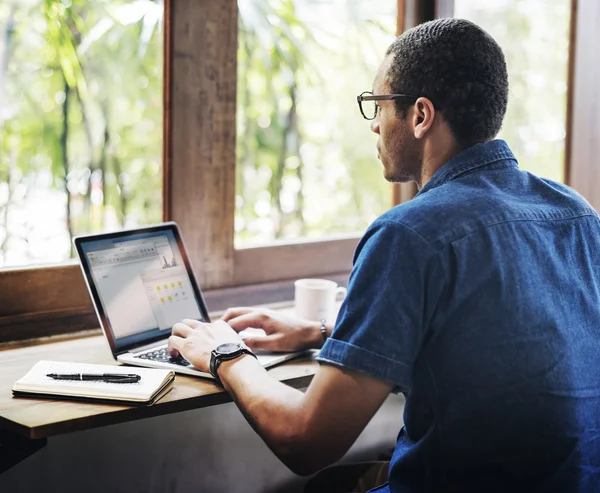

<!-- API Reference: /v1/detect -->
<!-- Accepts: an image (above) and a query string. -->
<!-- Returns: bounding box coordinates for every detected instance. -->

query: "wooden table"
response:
[0,331,318,473]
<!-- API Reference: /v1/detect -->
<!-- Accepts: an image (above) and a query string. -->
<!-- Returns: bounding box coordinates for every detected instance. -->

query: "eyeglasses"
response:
[357,91,419,120]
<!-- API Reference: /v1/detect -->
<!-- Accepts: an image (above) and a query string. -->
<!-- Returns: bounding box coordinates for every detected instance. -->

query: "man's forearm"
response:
[217,355,319,474]
[171,315,391,475]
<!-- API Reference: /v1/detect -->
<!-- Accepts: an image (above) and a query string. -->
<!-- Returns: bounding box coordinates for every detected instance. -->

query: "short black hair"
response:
[385,18,508,149]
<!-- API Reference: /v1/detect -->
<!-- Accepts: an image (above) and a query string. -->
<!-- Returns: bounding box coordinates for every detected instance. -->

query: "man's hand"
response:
[169,312,395,476]
[167,318,243,372]
[221,307,324,352]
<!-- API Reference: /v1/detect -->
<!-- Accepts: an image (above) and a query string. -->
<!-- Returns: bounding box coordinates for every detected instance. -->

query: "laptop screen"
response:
[77,226,207,351]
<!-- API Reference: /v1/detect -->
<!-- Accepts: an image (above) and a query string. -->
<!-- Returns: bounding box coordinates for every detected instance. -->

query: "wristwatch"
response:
[209,342,256,386]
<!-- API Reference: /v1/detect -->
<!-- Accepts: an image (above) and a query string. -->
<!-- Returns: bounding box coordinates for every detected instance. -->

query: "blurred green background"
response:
[0,0,569,266]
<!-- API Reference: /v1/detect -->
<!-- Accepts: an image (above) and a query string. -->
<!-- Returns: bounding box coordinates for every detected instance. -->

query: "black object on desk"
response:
[46,373,141,383]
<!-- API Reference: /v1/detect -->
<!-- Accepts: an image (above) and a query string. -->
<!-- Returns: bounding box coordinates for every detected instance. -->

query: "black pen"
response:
[46,373,141,383]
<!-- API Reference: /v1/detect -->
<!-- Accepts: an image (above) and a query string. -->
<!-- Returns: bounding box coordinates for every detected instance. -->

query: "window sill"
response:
[0,273,349,345]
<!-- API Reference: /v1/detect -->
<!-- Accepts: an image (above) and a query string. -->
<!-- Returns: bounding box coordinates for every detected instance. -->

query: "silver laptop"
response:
[73,222,301,379]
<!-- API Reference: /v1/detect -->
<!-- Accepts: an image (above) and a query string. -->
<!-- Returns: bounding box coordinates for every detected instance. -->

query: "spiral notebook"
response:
[12,361,175,406]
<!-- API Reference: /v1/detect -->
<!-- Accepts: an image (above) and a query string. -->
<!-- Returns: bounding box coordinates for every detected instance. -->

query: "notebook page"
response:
[13,360,174,401]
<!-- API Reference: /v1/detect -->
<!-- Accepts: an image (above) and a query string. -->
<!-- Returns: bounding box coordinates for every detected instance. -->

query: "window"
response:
[6,0,598,344]
[235,0,397,246]
[452,0,571,182]
[0,0,163,268]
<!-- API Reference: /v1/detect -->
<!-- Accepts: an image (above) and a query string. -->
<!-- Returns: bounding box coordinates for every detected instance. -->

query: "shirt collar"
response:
[416,139,518,196]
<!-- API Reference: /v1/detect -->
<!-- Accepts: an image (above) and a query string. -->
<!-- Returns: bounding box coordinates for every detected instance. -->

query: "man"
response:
[168,18,600,492]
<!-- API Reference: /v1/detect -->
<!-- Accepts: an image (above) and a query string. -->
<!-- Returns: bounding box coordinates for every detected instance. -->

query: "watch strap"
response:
[209,344,256,386]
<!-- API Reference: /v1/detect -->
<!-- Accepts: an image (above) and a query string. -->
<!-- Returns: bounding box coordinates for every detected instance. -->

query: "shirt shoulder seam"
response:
[375,218,434,248]
[442,211,599,245]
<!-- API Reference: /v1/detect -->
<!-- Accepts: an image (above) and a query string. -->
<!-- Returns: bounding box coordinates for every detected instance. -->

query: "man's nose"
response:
[370,118,380,134]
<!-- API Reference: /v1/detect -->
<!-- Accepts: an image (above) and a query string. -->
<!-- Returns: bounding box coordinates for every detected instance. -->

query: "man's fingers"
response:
[220,307,254,322]
[168,334,185,358]
[244,334,284,352]
[227,311,270,333]
[172,322,194,337]
[181,318,203,328]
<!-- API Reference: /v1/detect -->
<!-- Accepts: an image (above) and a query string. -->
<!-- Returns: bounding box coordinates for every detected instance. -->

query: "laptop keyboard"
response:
[136,347,191,367]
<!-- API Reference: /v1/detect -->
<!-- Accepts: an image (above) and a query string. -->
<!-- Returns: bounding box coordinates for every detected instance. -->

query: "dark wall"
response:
[0,395,404,493]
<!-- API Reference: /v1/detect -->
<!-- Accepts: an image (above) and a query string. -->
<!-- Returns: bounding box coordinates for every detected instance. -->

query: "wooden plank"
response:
[0,263,90,317]
[0,263,96,343]
[166,0,237,289]
[0,262,347,343]
[0,333,317,440]
[162,0,172,219]
[391,1,404,207]
[0,309,98,344]
[390,1,422,207]
[203,274,348,313]
[563,0,577,187]
[567,0,600,211]
[403,0,436,29]
[397,0,405,35]
[233,237,358,286]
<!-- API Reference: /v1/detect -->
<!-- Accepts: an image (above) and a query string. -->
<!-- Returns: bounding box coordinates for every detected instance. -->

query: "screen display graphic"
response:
[80,230,203,343]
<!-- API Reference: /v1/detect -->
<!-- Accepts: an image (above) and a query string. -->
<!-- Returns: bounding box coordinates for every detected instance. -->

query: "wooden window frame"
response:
[2,0,597,344]
[0,0,411,343]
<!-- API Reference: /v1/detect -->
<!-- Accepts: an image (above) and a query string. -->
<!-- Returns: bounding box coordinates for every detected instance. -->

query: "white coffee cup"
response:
[294,278,347,322]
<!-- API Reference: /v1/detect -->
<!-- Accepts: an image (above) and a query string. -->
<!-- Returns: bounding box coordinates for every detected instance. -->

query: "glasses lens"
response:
[361,99,377,120]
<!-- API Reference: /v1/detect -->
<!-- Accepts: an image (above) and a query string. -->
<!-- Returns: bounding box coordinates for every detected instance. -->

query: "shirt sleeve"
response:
[316,218,443,392]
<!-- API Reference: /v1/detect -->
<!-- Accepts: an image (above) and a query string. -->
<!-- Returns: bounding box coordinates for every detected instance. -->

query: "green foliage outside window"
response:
[235,0,397,246]
[0,0,570,266]
[0,0,163,267]
[454,0,570,183]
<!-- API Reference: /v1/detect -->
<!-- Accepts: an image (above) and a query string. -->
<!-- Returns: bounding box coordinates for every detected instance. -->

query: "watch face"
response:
[216,342,242,355]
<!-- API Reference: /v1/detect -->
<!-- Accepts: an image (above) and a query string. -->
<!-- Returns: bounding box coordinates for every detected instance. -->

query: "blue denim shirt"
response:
[317,140,600,492]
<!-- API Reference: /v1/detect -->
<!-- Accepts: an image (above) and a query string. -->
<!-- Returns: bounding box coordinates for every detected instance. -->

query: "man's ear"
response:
[411,97,435,139]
